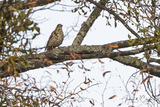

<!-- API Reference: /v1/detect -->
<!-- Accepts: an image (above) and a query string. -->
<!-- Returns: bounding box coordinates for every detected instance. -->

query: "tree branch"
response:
[0,38,159,78]
[112,56,160,77]
[72,0,105,46]
[0,0,60,10]
[87,0,141,39]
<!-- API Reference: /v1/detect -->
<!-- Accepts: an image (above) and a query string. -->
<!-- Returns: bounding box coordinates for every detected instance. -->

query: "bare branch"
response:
[87,0,141,39]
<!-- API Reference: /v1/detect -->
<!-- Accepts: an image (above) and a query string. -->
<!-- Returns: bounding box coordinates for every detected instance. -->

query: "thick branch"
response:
[72,0,105,46]
[0,39,159,78]
[112,56,160,77]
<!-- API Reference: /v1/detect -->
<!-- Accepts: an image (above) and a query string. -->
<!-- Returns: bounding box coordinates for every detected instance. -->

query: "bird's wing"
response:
[45,30,55,50]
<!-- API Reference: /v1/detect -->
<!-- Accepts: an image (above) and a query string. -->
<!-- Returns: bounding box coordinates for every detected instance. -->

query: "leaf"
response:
[50,86,56,91]
[110,7,115,10]
[130,80,136,85]
[147,10,152,14]
[69,52,76,59]
[16,83,22,87]
[80,87,85,90]
[46,71,52,75]
[84,77,92,84]
[128,34,131,39]
[9,6,17,11]
[89,99,94,106]
[78,65,84,69]
[108,44,118,48]
[109,95,117,99]
[141,76,153,84]
[5,79,8,86]
[140,69,147,74]
[133,89,139,92]
[66,61,74,66]
[7,65,11,72]
[103,71,111,77]
[0,78,3,82]
[56,97,63,100]
[98,58,104,64]
[2,60,9,63]
[107,52,111,56]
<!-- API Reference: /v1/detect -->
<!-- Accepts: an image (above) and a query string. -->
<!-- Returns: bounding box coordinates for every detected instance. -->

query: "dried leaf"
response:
[84,77,92,84]
[89,100,95,106]
[130,80,136,85]
[7,65,11,72]
[46,71,52,75]
[98,58,104,64]
[140,69,147,74]
[0,78,3,82]
[70,93,74,95]
[14,101,19,105]
[107,52,111,56]
[70,52,76,59]
[141,76,153,84]
[5,79,8,85]
[70,97,75,99]
[140,9,144,13]
[103,71,111,77]
[80,87,84,91]
[50,86,56,91]
[84,67,90,71]
[109,95,117,99]
[147,10,151,14]
[32,86,39,90]
[118,103,122,106]
[78,65,84,69]
[56,97,63,100]
[47,60,53,65]
[108,44,118,48]
[133,89,139,92]
[2,60,9,63]
[33,78,36,83]
[44,58,48,62]
[110,7,115,10]
[66,61,74,66]
[16,83,22,87]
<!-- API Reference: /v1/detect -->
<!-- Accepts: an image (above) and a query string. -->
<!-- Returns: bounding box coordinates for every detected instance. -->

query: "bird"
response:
[46,24,64,51]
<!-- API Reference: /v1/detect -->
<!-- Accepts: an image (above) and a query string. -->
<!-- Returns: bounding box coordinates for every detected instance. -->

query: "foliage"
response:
[0,1,40,75]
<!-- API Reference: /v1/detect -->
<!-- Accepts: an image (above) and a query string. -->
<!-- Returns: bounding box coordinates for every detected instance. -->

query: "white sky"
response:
[6,0,160,107]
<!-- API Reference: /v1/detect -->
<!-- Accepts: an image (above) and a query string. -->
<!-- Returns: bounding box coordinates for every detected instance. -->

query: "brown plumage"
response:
[46,24,64,50]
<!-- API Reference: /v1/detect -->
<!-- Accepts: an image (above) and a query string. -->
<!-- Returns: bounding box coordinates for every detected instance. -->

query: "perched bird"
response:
[46,24,64,50]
